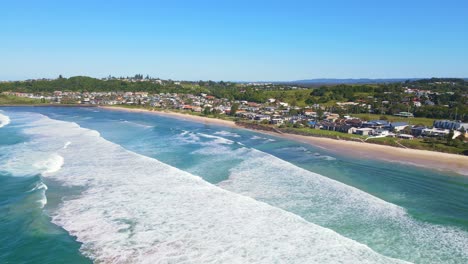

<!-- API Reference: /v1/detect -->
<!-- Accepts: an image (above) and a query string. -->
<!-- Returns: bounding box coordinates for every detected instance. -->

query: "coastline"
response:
[107,106,467,176]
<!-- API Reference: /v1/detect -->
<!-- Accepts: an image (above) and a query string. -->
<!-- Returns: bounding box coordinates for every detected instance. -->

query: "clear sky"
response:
[1,0,468,81]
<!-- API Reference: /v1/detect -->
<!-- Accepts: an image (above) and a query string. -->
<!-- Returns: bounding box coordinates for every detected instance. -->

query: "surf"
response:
[0,112,11,128]
[172,129,468,264]
[1,111,408,263]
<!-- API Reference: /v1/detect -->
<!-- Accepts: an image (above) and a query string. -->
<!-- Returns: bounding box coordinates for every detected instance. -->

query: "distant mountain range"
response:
[284,78,468,86]
[289,78,417,85]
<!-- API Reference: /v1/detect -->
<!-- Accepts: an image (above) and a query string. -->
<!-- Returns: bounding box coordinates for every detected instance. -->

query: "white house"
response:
[355,128,374,136]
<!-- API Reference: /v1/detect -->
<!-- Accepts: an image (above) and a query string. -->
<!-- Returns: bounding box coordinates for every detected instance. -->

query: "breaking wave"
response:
[213,130,241,137]
[217,147,468,264]
[2,112,408,264]
[0,113,11,128]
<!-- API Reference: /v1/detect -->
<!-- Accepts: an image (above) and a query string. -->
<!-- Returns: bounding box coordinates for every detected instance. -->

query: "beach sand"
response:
[102,106,468,176]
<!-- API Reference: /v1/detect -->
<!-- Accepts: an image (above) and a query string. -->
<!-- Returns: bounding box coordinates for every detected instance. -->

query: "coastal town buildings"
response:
[2,90,467,143]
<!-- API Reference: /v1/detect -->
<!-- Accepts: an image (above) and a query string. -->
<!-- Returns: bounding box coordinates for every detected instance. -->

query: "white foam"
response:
[218,148,468,264]
[27,181,48,208]
[214,130,241,137]
[121,120,153,129]
[34,153,64,175]
[250,135,276,143]
[29,182,48,192]
[198,133,235,145]
[5,112,407,264]
[176,130,200,143]
[64,141,72,149]
[0,113,11,128]
[38,192,48,208]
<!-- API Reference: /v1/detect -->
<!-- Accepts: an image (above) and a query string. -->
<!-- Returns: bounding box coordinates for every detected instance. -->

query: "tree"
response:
[447,129,454,143]
[316,108,324,120]
[230,103,239,116]
[203,106,211,116]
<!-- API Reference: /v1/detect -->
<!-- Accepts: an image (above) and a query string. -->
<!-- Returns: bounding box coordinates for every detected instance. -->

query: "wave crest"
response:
[6,111,407,264]
[0,113,11,128]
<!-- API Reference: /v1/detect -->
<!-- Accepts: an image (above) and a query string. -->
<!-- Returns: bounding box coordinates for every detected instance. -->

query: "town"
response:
[2,79,467,155]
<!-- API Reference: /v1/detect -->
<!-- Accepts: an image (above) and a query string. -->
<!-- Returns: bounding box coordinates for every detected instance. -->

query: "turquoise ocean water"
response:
[0,107,467,263]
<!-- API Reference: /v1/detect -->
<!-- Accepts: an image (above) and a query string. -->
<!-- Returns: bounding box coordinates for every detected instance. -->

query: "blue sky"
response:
[1,0,468,81]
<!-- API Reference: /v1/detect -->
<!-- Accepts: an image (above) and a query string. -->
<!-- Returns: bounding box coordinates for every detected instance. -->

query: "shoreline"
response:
[101,106,468,176]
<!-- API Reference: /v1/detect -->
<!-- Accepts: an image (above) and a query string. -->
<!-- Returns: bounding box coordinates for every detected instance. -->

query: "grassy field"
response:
[0,95,44,105]
[352,113,435,127]
[367,137,467,155]
[280,127,366,140]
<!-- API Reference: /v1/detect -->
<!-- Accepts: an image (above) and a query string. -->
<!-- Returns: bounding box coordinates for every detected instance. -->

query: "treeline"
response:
[0,76,203,94]
[405,78,468,93]
[309,84,404,102]
[1,76,466,121]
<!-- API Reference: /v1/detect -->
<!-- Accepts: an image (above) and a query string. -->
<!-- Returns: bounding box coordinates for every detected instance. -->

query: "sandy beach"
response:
[102,106,468,176]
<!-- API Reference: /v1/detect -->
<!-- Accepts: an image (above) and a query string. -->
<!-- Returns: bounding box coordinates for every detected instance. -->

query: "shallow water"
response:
[1,107,467,263]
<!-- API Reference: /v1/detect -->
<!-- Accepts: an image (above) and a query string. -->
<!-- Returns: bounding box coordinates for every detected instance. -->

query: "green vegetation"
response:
[367,136,468,155]
[0,94,44,105]
[352,114,435,127]
[281,127,365,140]
[0,76,209,94]
[1,76,467,121]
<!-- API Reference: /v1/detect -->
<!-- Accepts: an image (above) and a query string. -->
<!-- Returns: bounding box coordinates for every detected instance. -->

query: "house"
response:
[254,115,270,121]
[337,125,356,134]
[411,126,426,137]
[362,120,389,129]
[374,129,390,136]
[321,121,337,131]
[308,121,318,128]
[304,111,317,118]
[345,118,362,127]
[270,117,284,125]
[355,128,374,136]
[325,113,340,122]
[386,122,408,132]
[433,120,468,131]
[397,134,414,140]
[422,128,450,137]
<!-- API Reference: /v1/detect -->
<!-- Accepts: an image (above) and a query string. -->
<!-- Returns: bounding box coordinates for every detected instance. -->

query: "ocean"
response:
[0,107,467,264]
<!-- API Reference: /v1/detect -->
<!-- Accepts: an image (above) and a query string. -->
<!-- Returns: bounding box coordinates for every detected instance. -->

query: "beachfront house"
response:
[374,129,391,137]
[433,120,468,131]
[355,128,374,136]
[411,126,426,137]
[420,128,461,138]
[397,134,414,140]
[385,122,408,132]
[362,120,389,129]
[270,117,284,125]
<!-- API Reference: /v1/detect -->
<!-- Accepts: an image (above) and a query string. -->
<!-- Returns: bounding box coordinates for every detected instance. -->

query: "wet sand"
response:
[102,106,468,176]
